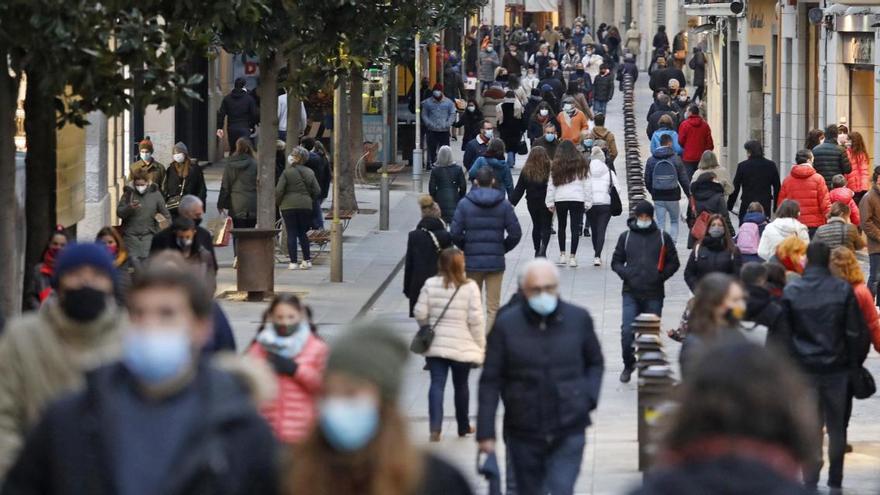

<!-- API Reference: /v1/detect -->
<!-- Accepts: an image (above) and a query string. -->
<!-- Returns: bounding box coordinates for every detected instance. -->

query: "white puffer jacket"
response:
[546,176,589,208]
[414,277,486,364]
[757,217,810,260]
[585,159,620,207]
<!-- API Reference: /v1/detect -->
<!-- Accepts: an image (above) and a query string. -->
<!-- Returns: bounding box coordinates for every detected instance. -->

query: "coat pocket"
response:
[556,377,593,429]
[501,381,539,430]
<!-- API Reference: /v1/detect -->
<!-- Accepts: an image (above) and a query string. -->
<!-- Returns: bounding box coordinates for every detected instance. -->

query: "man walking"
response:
[611,201,680,382]
[591,64,615,116]
[421,83,457,169]
[781,241,869,492]
[678,105,714,179]
[860,168,880,296]
[129,138,165,190]
[451,167,522,330]
[644,134,690,240]
[463,120,495,171]
[477,258,604,495]
[812,123,853,190]
[216,77,258,152]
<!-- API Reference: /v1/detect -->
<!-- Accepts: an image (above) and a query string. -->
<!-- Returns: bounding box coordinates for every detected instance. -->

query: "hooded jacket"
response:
[777,164,830,228]
[744,285,791,350]
[217,88,258,131]
[429,164,467,223]
[414,277,486,365]
[611,218,680,298]
[649,129,683,155]
[404,217,454,315]
[218,154,258,220]
[468,156,515,199]
[678,115,714,162]
[585,159,620,206]
[645,146,690,201]
[828,187,860,225]
[590,126,618,160]
[683,236,742,291]
[811,141,852,190]
[756,218,810,261]
[275,164,320,211]
[0,302,122,478]
[450,188,522,273]
[690,178,727,218]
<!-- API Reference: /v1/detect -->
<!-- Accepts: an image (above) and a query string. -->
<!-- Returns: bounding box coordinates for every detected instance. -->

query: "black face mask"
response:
[61,287,108,322]
[193,217,203,227]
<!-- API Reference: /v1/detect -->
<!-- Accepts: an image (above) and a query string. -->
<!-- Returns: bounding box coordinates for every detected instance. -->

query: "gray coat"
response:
[478,49,500,82]
[116,184,170,260]
[218,154,258,220]
[275,165,320,211]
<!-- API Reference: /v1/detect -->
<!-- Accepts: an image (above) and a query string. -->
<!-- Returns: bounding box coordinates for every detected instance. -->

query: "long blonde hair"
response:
[830,247,865,285]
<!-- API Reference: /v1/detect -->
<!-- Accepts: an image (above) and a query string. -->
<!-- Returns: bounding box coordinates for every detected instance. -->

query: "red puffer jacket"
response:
[846,149,871,193]
[853,282,880,353]
[777,164,830,228]
[829,187,861,225]
[677,115,715,162]
[248,333,329,444]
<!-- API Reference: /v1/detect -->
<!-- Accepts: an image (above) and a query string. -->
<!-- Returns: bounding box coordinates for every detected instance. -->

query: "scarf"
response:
[172,159,191,179]
[779,254,804,275]
[258,322,310,358]
[40,248,59,277]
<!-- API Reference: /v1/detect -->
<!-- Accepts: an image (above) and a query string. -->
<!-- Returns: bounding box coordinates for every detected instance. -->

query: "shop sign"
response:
[844,34,874,65]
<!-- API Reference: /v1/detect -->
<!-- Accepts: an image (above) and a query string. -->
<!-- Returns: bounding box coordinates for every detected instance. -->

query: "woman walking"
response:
[117,168,171,261]
[218,138,259,260]
[757,199,810,261]
[585,147,620,266]
[163,141,207,215]
[276,146,321,271]
[830,247,880,352]
[684,214,742,291]
[545,140,589,267]
[497,90,525,170]
[404,196,453,317]
[846,131,871,203]
[95,226,139,304]
[429,146,467,224]
[814,202,865,252]
[453,99,483,150]
[24,226,70,310]
[248,294,328,444]
[511,146,553,257]
[414,248,485,442]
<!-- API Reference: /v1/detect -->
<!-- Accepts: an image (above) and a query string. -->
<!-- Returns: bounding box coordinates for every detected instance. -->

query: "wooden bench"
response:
[325,210,355,232]
[307,229,332,259]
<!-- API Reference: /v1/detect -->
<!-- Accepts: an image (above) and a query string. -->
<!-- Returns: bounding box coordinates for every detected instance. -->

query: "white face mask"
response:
[484,129,494,139]
[287,155,296,166]
[539,108,549,116]
[172,153,185,163]
[563,103,574,113]
[135,185,148,194]
[467,106,476,112]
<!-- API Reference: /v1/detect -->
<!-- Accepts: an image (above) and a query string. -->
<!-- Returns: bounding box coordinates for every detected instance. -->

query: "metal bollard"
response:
[633,314,675,473]
[379,171,389,230]
[412,148,423,192]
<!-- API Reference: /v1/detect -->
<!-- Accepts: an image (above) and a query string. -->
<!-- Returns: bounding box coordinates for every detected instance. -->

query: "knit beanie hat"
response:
[52,243,117,289]
[634,200,655,218]
[173,141,188,155]
[139,138,154,153]
[325,323,409,401]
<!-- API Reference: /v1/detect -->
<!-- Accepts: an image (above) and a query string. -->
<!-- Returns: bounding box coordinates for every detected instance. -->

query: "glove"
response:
[266,351,298,376]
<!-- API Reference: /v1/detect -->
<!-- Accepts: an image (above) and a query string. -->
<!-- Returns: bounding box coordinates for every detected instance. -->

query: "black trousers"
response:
[527,200,553,257]
[426,130,450,169]
[587,205,612,257]
[804,372,849,489]
[555,201,585,255]
[231,217,257,256]
[228,126,252,151]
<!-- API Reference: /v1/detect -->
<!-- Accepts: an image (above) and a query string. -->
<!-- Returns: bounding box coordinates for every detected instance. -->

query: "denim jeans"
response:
[869,254,880,298]
[654,200,681,240]
[426,130,450,168]
[586,205,612,257]
[426,357,472,435]
[804,372,849,489]
[621,293,664,368]
[312,198,325,230]
[281,209,312,263]
[506,151,517,170]
[593,99,608,115]
[506,432,586,495]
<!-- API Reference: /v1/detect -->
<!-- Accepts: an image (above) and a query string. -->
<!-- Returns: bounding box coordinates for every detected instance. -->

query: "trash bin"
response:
[231,228,278,300]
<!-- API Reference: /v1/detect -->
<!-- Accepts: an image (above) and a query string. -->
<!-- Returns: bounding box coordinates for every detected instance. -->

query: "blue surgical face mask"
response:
[636,219,652,229]
[123,328,192,384]
[319,396,379,452]
[545,133,556,142]
[528,292,558,316]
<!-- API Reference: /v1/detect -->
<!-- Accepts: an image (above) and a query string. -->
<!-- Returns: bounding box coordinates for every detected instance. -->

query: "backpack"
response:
[735,222,760,255]
[652,158,678,192]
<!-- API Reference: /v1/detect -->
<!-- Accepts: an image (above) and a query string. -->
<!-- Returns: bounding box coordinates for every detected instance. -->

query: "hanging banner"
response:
[525,0,558,12]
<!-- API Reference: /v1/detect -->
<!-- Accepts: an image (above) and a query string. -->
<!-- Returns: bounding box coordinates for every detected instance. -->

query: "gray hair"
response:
[698,150,720,170]
[289,146,309,166]
[435,145,454,168]
[517,258,560,288]
[179,195,203,215]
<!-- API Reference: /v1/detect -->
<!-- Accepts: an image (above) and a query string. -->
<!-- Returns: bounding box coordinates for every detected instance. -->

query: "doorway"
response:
[849,67,875,163]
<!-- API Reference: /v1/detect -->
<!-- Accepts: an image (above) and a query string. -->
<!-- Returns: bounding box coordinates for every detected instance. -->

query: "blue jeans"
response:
[621,293,664,368]
[654,200,681,240]
[506,151,517,170]
[426,357,472,435]
[869,254,880,298]
[281,209,311,263]
[312,198,325,230]
[593,99,608,115]
[506,432,586,495]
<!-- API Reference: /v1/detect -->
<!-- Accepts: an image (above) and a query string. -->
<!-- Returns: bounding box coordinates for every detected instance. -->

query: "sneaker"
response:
[429,432,441,442]
[288,262,299,270]
[568,257,578,268]
[619,367,634,383]
[593,257,601,266]
[300,260,312,270]
[557,253,569,265]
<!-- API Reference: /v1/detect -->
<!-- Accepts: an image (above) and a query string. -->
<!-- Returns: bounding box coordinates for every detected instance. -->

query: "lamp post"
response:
[379,64,390,231]
[330,77,345,282]
[412,32,423,192]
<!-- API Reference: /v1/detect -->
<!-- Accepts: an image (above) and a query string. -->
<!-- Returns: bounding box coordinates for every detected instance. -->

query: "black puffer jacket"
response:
[304,152,331,200]
[781,266,869,374]
[683,236,742,291]
[510,174,548,207]
[592,72,615,102]
[611,218,680,299]
[216,88,258,131]
[429,165,467,223]
[811,142,852,190]
[477,300,604,441]
[690,177,732,248]
[404,217,453,316]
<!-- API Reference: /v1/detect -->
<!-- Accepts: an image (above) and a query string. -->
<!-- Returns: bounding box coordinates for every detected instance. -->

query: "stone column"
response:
[78,111,110,242]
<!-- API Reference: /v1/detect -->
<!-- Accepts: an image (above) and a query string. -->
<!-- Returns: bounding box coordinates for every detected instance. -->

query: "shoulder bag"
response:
[410,285,461,354]
[608,172,622,216]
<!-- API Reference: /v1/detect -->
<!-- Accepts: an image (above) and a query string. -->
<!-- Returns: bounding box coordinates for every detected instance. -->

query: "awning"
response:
[525,0,557,12]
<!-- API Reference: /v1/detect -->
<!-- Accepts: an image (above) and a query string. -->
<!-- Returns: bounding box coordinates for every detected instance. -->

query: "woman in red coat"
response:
[830,247,880,353]
[777,149,830,234]
[248,294,329,444]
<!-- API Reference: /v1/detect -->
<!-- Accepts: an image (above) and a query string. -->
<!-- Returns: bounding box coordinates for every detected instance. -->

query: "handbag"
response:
[208,216,234,247]
[851,367,876,399]
[410,286,461,354]
[516,140,529,156]
[165,176,185,210]
[608,182,622,216]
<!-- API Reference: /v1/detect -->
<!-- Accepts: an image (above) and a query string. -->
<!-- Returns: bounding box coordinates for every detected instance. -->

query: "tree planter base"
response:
[232,228,279,299]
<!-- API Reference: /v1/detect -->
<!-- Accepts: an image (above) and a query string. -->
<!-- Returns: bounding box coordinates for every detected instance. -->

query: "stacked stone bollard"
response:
[622,73,646,212]
[633,313,675,473]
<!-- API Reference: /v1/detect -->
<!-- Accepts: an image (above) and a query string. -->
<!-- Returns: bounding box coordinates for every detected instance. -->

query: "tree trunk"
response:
[340,69,361,212]
[284,55,303,157]
[0,55,22,317]
[23,70,57,306]
[257,53,280,229]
